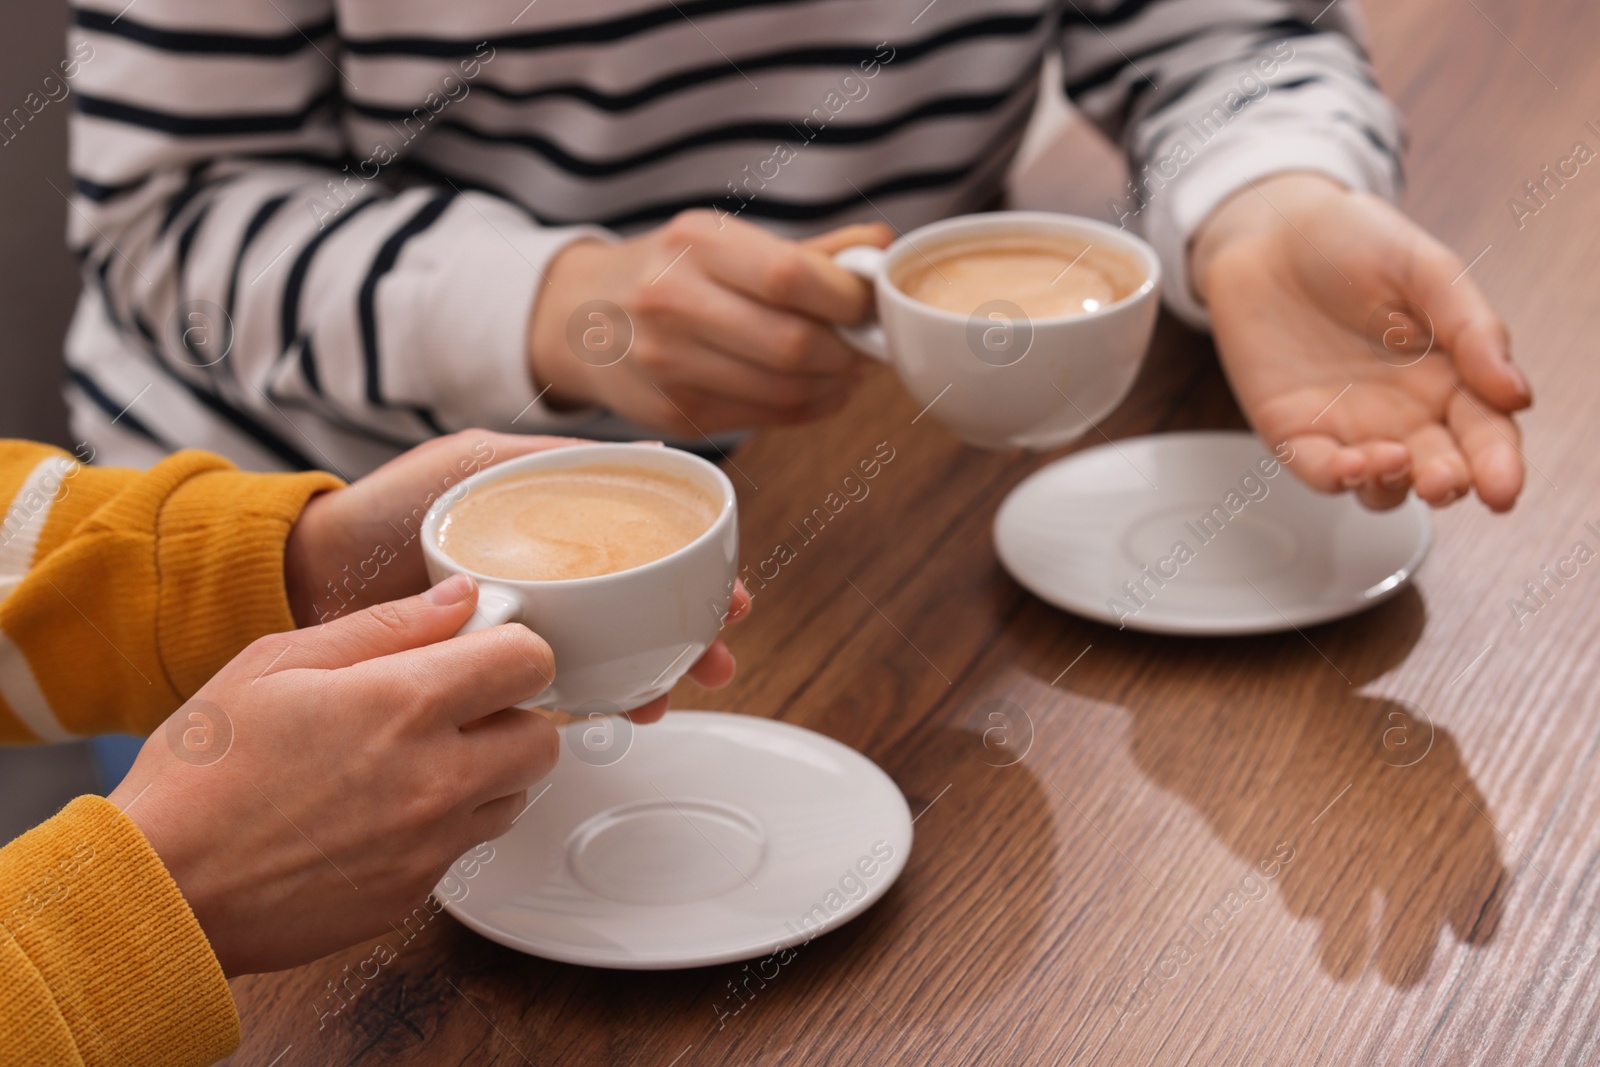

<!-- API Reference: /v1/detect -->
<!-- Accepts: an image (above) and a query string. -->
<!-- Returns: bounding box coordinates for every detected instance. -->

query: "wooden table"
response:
[226,1,1600,1062]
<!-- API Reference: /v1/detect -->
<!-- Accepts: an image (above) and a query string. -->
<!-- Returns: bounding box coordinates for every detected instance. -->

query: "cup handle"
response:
[453,581,522,636]
[832,245,891,364]
[451,581,559,708]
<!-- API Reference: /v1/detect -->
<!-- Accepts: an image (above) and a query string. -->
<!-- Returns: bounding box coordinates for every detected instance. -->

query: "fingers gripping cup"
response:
[422,444,739,712]
[833,211,1162,451]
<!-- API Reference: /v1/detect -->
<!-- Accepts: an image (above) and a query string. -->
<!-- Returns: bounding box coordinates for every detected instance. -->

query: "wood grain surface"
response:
[225,1,1600,1062]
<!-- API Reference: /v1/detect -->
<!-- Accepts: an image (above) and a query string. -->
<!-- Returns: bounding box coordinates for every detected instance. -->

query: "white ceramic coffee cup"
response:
[421,443,739,712]
[833,211,1161,450]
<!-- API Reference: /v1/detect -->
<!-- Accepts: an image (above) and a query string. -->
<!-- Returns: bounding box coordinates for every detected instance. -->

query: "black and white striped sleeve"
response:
[1058,0,1404,326]
[66,0,600,452]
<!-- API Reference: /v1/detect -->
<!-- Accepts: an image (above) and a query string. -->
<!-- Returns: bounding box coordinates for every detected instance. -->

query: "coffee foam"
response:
[436,463,720,581]
[893,233,1144,319]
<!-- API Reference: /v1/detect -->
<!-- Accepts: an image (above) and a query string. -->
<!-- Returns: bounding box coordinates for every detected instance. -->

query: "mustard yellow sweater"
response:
[0,441,341,1066]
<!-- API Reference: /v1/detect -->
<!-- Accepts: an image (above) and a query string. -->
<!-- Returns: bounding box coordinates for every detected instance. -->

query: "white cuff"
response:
[413,194,613,431]
[1142,131,1399,331]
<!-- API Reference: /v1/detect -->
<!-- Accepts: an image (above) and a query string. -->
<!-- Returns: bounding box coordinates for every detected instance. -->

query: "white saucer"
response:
[993,431,1432,635]
[443,711,913,970]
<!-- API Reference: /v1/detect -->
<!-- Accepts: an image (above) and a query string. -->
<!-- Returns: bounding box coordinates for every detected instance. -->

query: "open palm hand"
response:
[1196,175,1531,511]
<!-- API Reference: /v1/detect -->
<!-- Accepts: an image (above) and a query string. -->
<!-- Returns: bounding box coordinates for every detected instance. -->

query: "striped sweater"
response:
[62,0,1403,477]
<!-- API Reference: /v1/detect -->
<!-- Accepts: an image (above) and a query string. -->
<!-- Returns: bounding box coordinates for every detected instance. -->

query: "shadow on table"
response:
[1064,589,1506,989]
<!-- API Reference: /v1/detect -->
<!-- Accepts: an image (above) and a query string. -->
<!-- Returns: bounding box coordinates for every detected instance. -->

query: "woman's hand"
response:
[110,577,556,976]
[1192,173,1532,512]
[527,212,891,434]
[282,430,583,624]
[620,579,750,726]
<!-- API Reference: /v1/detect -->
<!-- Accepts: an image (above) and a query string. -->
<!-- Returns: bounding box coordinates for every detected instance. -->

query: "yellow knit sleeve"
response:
[0,441,342,743]
[0,795,239,1066]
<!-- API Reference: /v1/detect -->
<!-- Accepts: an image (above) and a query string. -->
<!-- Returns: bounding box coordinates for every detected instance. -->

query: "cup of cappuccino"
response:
[421,444,738,712]
[833,211,1161,450]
